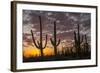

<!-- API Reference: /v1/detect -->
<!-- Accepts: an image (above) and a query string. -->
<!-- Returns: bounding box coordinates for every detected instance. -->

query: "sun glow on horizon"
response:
[23,45,54,58]
[23,41,74,59]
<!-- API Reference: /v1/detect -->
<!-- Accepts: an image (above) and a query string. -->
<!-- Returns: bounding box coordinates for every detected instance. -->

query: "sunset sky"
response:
[23,10,91,58]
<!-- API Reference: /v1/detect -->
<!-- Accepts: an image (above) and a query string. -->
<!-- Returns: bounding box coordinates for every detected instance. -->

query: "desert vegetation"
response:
[23,15,90,62]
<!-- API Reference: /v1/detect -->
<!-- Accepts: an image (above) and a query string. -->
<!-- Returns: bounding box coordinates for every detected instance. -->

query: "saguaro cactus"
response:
[50,21,60,56]
[83,35,89,53]
[74,24,83,56]
[31,16,47,57]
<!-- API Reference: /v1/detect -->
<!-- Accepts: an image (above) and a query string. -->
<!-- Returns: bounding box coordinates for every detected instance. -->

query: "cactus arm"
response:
[50,38,54,45]
[80,35,83,43]
[74,31,78,43]
[56,39,60,46]
[31,30,39,48]
[77,24,81,44]
[37,40,41,48]
[54,21,56,45]
[39,16,43,48]
[43,34,48,49]
[85,35,87,42]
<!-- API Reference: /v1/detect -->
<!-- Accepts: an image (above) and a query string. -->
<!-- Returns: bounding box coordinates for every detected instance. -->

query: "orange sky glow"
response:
[23,45,55,58]
[23,40,74,59]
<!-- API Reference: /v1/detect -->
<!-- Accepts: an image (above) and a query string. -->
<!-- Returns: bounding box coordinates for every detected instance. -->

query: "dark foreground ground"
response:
[23,52,91,62]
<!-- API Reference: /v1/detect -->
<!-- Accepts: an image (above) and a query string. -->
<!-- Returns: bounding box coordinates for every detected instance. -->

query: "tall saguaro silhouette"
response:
[31,16,47,57]
[83,35,89,53]
[74,24,83,56]
[50,21,60,56]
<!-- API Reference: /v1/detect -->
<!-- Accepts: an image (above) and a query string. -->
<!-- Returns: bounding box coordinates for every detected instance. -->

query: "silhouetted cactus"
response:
[31,16,47,57]
[74,24,83,56]
[83,35,89,53]
[50,21,60,56]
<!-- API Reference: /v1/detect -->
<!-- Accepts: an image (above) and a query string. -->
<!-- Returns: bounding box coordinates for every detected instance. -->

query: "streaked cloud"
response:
[23,10,91,48]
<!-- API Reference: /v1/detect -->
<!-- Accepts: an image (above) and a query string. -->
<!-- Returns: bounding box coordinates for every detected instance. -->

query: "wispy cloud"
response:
[23,10,91,44]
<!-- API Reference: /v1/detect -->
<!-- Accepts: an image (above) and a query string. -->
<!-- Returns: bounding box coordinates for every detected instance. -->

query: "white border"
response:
[16,3,96,69]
